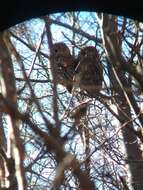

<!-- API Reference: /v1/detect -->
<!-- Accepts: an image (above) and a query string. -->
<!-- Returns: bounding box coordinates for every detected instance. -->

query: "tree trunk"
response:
[102,14,143,190]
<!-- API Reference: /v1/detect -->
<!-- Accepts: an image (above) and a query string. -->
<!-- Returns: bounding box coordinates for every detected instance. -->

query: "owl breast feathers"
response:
[50,43,76,92]
[74,46,103,95]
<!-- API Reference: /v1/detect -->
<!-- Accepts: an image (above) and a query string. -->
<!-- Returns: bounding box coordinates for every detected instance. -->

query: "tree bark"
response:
[102,14,143,190]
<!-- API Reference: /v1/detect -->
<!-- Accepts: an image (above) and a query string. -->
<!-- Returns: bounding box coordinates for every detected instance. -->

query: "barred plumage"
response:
[74,46,103,96]
[50,43,76,92]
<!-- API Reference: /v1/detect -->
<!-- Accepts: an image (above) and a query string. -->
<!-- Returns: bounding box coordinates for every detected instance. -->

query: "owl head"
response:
[51,43,71,56]
[50,42,72,68]
[78,46,99,62]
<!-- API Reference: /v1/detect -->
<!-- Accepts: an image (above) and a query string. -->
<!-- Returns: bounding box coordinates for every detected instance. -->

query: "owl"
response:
[50,42,76,93]
[74,46,103,96]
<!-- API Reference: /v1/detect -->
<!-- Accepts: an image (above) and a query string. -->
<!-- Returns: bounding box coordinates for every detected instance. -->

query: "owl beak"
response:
[63,62,68,67]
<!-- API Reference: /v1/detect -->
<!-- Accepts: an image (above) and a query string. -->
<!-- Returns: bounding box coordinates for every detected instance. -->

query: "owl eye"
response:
[54,49,58,53]
[82,51,86,56]
[81,50,88,58]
